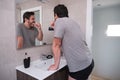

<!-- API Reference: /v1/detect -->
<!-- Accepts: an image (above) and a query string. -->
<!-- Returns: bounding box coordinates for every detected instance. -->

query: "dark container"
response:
[23,57,30,68]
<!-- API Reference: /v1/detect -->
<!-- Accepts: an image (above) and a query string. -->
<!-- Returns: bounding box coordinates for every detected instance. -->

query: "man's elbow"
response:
[52,43,61,49]
[38,37,43,41]
[17,43,23,49]
[17,36,23,49]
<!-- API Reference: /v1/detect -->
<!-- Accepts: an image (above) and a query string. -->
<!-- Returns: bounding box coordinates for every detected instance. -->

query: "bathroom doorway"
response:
[92,0,120,79]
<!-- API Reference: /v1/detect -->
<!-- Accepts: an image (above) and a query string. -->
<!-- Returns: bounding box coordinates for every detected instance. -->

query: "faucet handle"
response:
[46,55,53,59]
[41,54,53,60]
[41,54,47,60]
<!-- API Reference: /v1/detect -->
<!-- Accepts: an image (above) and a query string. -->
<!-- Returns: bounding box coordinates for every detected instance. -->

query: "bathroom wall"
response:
[0,0,90,80]
[86,0,93,50]
[92,4,120,79]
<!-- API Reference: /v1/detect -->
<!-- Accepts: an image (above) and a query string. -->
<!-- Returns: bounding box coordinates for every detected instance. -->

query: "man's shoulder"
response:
[17,23,24,26]
[17,23,25,29]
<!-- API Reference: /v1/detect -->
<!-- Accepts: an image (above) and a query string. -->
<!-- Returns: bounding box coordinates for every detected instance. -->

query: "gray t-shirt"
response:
[17,23,38,48]
[54,17,92,72]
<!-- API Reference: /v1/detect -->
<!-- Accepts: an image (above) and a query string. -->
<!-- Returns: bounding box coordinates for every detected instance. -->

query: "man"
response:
[48,4,94,80]
[17,11,43,49]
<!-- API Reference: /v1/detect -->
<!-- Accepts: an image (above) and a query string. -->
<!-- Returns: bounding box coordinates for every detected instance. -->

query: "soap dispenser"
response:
[48,20,55,31]
[23,52,30,68]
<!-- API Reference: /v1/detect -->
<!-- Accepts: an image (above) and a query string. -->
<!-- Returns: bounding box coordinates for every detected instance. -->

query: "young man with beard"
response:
[17,12,43,49]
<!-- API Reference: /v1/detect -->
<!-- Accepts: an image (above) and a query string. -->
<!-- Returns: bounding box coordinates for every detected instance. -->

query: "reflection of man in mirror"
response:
[17,11,43,49]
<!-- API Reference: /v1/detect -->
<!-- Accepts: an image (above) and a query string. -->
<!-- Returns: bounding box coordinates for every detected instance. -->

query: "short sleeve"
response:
[16,23,23,37]
[54,19,65,39]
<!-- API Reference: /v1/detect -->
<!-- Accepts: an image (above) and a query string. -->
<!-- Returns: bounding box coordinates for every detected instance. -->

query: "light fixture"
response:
[106,25,120,37]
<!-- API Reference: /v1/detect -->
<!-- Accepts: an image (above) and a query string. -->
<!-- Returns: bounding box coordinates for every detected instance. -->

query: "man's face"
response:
[28,15,35,27]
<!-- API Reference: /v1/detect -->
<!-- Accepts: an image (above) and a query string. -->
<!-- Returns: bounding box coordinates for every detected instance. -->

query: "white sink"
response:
[33,58,54,71]
[16,57,67,80]
[31,57,66,71]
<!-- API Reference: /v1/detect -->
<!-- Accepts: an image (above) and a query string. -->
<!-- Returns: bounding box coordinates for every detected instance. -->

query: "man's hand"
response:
[34,22,42,30]
[48,38,61,71]
[34,22,43,41]
[48,64,59,70]
[50,21,55,28]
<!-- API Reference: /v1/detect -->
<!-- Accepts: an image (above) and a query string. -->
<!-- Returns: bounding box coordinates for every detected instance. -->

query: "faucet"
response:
[41,54,47,60]
[41,54,53,60]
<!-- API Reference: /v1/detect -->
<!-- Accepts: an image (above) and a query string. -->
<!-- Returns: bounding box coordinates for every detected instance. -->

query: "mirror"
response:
[15,0,54,49]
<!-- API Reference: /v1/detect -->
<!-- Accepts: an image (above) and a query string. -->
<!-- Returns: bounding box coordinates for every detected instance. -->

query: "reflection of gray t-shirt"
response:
[17,23,38,48]
[54,17,92,72]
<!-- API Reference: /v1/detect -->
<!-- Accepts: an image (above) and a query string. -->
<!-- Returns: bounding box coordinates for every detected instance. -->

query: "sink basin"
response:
[32,57,66,71]
[32,58,54,71]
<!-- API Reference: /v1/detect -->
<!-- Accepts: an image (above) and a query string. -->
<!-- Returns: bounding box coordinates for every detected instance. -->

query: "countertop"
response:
[16,57,67,80]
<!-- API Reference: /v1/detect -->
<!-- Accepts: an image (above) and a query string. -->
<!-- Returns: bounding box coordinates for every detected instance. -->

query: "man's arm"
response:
[48,37,62,70]
[17,36,23,49]
[37,29,43,41]
[34,23,43,41]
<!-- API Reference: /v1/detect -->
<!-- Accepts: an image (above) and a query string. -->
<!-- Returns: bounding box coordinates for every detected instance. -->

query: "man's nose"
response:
[33,21,35,23]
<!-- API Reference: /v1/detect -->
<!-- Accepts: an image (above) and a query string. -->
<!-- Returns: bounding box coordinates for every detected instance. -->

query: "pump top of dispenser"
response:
[25,52,27,55]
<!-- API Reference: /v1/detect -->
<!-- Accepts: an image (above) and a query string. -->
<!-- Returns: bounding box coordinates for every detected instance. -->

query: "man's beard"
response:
[29,22,35,27]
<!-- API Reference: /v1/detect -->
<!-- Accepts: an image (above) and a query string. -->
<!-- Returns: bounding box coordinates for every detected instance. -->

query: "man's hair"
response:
[23,12,34,23]
[54,4,68,18]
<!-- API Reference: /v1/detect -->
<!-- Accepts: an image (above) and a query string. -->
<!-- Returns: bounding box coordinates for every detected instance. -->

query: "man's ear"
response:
[54,13,57,16]
[54,13,58,19]
[25,18,28,22]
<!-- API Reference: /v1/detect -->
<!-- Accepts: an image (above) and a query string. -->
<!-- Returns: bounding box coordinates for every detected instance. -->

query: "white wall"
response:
[0,0,57,80]
[92,4,120,79]
[86,0,93,50]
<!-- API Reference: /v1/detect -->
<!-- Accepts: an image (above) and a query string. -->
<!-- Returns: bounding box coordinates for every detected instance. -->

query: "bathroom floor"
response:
[91,75,110,80]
